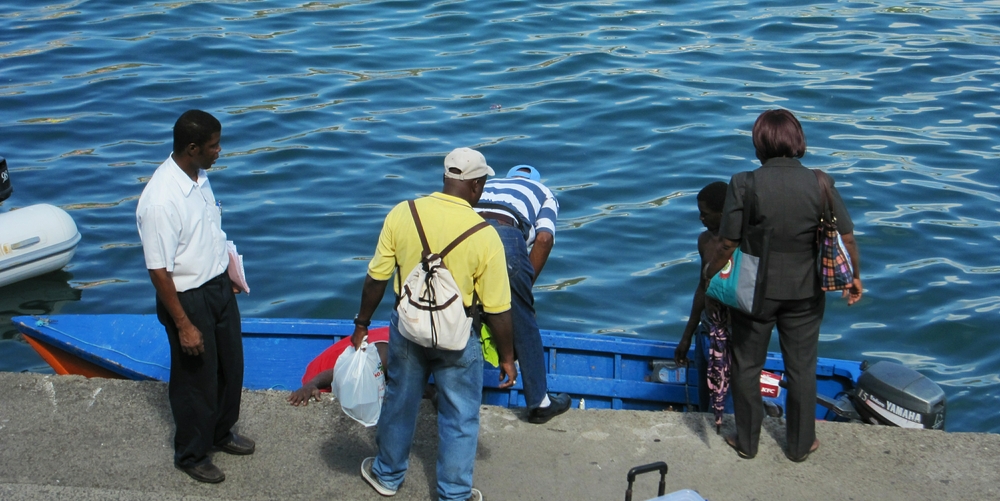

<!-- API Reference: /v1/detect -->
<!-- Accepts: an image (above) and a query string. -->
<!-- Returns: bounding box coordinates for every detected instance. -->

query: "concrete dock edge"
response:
[1,372,997,500]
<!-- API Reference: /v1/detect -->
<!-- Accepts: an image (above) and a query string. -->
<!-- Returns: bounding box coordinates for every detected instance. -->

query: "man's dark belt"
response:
[200,271,228,288]
[479,211,517,227]
[177,271,228,296]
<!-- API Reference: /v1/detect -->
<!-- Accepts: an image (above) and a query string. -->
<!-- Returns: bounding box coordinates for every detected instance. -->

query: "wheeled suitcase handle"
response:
[625,461,668,501]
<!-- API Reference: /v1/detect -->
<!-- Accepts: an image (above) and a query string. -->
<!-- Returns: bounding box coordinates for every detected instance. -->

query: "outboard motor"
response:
[0,157,11,203]
[852,361,946,429]
[819,360,946,430]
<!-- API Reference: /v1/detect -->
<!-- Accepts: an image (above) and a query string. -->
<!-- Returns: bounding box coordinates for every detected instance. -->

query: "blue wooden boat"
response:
[14,314,868,421]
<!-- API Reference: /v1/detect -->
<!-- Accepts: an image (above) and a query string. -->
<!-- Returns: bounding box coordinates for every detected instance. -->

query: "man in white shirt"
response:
[136,110,252,484]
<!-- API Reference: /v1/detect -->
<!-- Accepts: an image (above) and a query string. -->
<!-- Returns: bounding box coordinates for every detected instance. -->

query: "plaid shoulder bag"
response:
[813,170,854,291]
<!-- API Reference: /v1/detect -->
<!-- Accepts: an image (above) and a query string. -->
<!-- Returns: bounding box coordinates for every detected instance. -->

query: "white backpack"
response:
[396,200,488,351]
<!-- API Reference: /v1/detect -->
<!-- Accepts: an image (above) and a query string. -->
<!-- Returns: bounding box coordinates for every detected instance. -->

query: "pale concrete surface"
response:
[0,371,997,501]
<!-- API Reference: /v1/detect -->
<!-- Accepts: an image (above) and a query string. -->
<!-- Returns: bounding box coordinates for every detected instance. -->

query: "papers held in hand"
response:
[227,240,249,294]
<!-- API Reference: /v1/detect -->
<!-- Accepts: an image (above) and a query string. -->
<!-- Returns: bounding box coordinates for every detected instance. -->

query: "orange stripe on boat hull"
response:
[22,334,126,380]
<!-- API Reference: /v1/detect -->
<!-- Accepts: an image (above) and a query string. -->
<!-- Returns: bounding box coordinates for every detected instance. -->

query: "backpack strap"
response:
[433,219,489,319]
[406,199,490,259]
[439,221,490,258]
[407,200,432,259]
[394,262,402,308]
[402,199,491,320]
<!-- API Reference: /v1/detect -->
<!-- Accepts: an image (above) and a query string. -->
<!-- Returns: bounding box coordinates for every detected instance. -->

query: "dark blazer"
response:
[719,157,854,300]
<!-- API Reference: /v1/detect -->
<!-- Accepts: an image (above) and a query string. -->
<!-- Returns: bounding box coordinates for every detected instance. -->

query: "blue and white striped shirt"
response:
[476,177,558,246]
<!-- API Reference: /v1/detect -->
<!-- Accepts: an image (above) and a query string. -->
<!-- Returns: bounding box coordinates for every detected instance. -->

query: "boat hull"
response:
[14,314,861,418]
[0,204,81,289]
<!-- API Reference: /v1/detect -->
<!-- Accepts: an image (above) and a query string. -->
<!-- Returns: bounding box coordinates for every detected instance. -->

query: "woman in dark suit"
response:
[705,109,863,462]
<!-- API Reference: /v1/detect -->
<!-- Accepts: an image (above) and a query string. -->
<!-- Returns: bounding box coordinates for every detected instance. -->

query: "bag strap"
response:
[812,169,835,223]
[406,200,490,260]
[439,221,490,258]
[407,200,433,259]
[469,289,482,328]
[397,201,431,307]
[741,170,757,234]
[402,200,489,318]
[395,262,402,307]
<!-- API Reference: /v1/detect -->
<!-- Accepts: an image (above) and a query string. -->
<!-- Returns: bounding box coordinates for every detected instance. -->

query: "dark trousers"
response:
[156,272,243,468]
[730,293,825,459]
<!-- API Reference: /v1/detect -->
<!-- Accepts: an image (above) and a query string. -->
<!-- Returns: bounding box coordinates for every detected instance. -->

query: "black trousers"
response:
[730,293,825,459]
[156,272,243,468]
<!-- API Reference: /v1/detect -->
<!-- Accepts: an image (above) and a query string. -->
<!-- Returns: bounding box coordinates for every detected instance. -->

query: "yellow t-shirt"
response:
[368,193,511,314]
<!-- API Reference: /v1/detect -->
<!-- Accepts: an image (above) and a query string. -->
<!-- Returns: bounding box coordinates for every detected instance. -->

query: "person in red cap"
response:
[286,329,389,406]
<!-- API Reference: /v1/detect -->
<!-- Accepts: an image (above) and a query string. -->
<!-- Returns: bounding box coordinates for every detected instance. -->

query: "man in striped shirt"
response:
[476,165,571,423]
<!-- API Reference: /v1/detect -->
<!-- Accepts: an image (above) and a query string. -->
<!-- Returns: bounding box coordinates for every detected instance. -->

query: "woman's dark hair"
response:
[173,110,221,154]
[751,109,806,163]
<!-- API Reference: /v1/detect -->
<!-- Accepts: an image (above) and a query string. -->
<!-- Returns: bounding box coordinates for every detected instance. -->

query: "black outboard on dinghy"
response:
[818,360,947,430]
[853,361,946,429]
[0,157,12,203]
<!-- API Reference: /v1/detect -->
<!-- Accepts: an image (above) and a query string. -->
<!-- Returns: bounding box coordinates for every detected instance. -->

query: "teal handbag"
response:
[706,171,771,317]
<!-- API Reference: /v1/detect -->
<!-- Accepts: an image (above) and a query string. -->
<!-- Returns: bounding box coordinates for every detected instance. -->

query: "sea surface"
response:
[1,0,997,433]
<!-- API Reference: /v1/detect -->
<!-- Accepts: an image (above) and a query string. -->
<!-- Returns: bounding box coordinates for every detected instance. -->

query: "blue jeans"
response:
[373,311,484,501]
[489,220,548,409]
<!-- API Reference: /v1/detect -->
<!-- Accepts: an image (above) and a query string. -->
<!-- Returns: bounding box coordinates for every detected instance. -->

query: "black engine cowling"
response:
[851,361,946,430]
[0,157,11,203]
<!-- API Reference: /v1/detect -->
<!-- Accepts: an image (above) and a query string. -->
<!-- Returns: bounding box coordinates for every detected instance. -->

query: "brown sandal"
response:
[786,439,820,462]
[725,435,755,459]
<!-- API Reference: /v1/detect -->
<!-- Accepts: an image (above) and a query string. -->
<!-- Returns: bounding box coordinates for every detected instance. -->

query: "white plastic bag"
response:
[332,338,386,427]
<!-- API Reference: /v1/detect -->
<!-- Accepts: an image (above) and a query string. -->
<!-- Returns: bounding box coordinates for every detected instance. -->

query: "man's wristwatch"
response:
[353,315,371,328]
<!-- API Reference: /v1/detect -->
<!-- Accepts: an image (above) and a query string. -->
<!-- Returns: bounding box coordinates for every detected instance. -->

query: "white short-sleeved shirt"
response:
[136,154,228,292]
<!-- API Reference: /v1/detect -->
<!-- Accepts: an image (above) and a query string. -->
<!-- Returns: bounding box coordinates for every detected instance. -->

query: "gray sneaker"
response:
[361,457,397,496]
[469,487,484,501]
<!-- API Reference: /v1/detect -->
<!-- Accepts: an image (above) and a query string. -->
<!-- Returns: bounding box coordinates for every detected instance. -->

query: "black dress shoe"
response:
[528,393,571,424]
[178,461,225,483]
[216,432,255,455]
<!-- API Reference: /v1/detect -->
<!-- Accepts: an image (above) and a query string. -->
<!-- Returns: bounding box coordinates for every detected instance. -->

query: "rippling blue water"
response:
[1,0,998,433]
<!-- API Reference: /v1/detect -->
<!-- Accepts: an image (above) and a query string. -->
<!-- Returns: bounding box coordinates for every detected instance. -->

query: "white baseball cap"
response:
[444,147,495,180]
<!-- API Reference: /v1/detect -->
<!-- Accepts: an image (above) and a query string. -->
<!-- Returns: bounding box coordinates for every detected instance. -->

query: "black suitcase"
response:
[624,462,706,501]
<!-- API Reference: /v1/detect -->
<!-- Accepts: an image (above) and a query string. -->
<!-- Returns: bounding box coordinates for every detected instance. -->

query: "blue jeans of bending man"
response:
[489,220,548,409]
[372,311,484,501]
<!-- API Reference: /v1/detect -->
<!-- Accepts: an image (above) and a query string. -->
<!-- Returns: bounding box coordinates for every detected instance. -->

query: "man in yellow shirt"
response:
[351,147,517,501]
